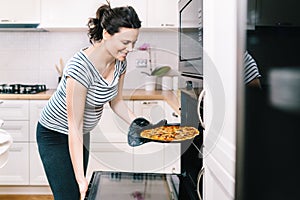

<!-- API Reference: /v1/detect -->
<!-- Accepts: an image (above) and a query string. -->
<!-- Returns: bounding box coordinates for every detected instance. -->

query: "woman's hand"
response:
[78,178,88,200]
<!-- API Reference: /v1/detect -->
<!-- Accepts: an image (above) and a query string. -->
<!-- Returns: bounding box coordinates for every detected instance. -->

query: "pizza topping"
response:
[140,125,199,142]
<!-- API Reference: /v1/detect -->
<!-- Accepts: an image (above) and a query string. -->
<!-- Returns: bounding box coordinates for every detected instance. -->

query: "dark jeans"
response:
[36,122,90,200]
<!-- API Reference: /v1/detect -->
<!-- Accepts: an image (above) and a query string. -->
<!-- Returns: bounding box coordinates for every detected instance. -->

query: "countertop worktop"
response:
[0,89,181,114]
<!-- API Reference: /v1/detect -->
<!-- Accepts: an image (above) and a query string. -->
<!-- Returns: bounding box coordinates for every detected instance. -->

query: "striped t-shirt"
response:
[244,51,261,84]
[39,49,127,135]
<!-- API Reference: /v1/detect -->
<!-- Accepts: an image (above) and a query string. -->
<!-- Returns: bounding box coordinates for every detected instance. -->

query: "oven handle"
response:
[197,167,205,200]
[197,90,205,129]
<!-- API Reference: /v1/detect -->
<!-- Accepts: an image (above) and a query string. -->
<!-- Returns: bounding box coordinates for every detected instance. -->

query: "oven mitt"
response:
[128,117,167,147]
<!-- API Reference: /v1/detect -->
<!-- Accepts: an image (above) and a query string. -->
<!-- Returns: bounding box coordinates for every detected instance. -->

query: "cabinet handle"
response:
[197,167,205,200]
[162,24,175,27]
[172,112,178,118]
[9,147,23,152]
[0,101,3,104]
[197,90,205,129]
[142,101,158,105]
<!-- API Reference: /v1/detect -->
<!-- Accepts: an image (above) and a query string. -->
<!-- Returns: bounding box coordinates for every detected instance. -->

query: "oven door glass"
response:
[86,171,173,200]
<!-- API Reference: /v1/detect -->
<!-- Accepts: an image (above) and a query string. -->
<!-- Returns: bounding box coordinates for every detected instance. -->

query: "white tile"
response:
[0,29,179,88]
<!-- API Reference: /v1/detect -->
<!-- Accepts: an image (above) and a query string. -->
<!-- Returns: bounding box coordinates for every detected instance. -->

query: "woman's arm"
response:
[110,72,136,124]
[65,77,88,199]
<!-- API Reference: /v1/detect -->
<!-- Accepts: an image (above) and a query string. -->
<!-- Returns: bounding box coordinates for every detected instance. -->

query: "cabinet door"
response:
[163,143,181,174]
[133,100,165,123]
[40,0,106,28]
[146,0,178,28]
[0,100,29,120]
[0,0,40,23]
[29,100,47,142]
[0,121,29,142]
[87,143,133,179]
[0,143,29,185]
[29,143,48,185]
[133,142,164,173]
[90,101,133,143]
[110,0,147,27]
[164,103,180,124]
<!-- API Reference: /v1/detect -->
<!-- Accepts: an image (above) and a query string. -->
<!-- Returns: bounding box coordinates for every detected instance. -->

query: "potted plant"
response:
[138,43,171,90]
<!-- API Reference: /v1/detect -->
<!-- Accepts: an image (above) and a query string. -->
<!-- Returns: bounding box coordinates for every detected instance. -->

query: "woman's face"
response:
[105,27,139,61]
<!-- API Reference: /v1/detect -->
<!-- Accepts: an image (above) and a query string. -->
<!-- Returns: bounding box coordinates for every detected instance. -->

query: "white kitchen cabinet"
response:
[146,0,178,28]
[87,143,133,177]
[163,143,181,174]
[39,0,177,29]
[40,0,106,29]
[133,142,164,173]
[90,102,132,143]
[28,100,49,185]
[0,100,48,186]
[0,0,40,23]
[165,102,181,124]
[110,0,147,27]
[133,100,181,174]
[133,100,165,123]
[0,100,30,185]
[0,121,29,142]
[0,143,29,185]
[29,100,48,142]
[29,143,49,185]
[0,100,29,121]
[87,101,134,178]
[88,100,181,175]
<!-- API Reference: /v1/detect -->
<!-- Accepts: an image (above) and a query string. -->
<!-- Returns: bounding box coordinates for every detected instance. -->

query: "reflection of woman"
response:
[36,3,141,200]
[244,51,262,88]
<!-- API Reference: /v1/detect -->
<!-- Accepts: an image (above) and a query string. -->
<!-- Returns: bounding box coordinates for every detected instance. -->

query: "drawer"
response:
[0,120,29,142]
[0,100,29,120]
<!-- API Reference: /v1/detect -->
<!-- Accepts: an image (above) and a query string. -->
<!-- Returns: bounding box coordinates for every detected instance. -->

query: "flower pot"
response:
[144,76,156,91]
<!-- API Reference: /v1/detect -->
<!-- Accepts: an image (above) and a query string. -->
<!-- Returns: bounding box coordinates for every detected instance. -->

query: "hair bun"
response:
[88,18,99,29]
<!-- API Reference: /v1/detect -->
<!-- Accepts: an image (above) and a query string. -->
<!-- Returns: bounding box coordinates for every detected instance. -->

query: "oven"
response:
[178,78,204,200]
[178,0,203,77]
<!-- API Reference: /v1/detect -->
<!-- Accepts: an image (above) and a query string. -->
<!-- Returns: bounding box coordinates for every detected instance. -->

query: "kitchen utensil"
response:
[128,118,167,147]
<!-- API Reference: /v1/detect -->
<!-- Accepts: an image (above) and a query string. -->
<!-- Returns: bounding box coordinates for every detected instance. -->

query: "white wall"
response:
[0,30,178,89]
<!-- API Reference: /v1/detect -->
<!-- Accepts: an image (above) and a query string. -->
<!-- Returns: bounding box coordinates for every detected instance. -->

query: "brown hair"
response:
[87,2,142,44]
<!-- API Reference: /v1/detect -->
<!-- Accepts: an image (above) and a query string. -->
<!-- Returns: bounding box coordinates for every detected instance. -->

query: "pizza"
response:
[140,125,199,142]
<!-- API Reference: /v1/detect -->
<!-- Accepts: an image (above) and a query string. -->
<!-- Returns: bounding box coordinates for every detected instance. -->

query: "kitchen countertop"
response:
[0,89,181,114]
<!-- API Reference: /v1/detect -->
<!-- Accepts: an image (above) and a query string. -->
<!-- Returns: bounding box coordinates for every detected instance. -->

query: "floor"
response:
[0,195,53,200]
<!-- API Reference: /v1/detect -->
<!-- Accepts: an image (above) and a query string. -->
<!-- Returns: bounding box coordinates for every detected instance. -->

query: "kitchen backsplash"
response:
[0,30,178,89]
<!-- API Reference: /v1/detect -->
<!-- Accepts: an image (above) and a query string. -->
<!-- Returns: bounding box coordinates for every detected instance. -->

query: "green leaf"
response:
[151,66,171,76]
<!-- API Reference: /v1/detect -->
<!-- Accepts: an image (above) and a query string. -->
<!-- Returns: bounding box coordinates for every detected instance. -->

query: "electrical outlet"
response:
[136,59,147,68]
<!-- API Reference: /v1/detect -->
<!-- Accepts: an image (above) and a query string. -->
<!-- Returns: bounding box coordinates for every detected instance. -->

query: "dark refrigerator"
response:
[236,26,300,200]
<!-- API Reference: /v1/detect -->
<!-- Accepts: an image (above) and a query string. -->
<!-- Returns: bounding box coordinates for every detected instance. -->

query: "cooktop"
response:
[0,84,47,94]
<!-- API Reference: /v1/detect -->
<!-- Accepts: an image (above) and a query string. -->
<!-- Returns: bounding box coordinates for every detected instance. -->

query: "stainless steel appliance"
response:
[0,84,47,94]
[178,0,203,77]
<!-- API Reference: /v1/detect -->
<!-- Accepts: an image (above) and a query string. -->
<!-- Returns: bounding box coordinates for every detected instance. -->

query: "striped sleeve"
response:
[244,51,261,84]
[64,56,91,88]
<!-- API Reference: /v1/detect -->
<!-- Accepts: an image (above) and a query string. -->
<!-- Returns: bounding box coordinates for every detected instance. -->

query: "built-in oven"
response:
[178,78,204,200]
[178,0,203,77]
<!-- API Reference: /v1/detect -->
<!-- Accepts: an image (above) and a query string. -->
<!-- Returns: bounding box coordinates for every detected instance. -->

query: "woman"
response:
[36,3,141,200]
[244,51,262,88]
